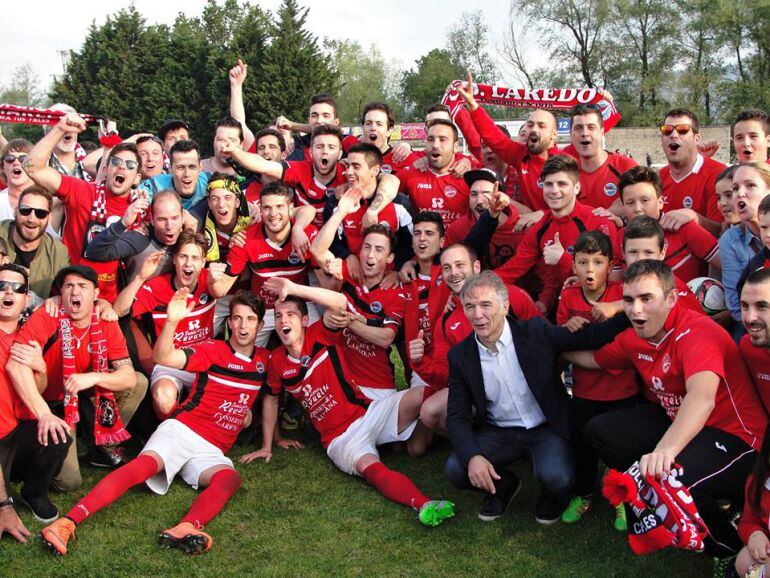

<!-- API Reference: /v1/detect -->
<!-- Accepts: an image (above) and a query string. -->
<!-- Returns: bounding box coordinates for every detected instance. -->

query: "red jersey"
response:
[571,152,637,209]
[412,286,541,390]
[739,334,770,415]
[470,106,559,212]
[132,269,216,347]
[56,176,130,302]
[177,340,269,452]
[663,221,719,283]
[15,309,129,404]
[342,135,422,176]
[0,330,19,438]
[557,282,639,401]
[738,474,770,545]
[397,167,470,227]
[594,302,767,449]
[446,208,524,269]
[337,199,410,256]
[660,155,726,222]
[267,322,370,447]
[226,224,318,309]
[282,160,346,228]
[340,265,406,392]
[495,201,619,309]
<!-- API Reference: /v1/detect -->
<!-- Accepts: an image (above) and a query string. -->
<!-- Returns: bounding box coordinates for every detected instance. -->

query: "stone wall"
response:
[599,126,732,166]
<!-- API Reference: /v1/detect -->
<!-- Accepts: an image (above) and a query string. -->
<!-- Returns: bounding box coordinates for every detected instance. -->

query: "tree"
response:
[0,64,48,141]
[446,11,497,83]
[400,49,463,121]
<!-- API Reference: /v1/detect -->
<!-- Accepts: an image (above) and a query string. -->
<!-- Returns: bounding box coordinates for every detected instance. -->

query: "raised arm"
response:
[152,288,194,368]
[229,59,255,151]
[220,142,283,179]
[113,250,165,317]
[311,188,363,269]
[23,113,87,192]
[264,276,347,311]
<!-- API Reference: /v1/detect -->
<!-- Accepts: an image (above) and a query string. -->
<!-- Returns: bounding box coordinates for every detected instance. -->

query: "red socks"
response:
[181,469,242,529]
[362,461,430,510]
[67,454,159,525]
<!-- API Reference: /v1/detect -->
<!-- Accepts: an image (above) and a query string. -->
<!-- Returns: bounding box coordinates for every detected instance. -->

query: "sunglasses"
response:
[108,156,138,170]
[18,206,50,219]
[660,124,694,136]
[3,154,28,164]
[0,280,28,294]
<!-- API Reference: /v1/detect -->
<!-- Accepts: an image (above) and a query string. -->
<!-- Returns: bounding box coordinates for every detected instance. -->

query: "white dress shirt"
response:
[476,322,546,429]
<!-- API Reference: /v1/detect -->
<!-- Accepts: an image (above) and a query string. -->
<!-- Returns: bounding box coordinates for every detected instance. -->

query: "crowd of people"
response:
[1,58,770,576]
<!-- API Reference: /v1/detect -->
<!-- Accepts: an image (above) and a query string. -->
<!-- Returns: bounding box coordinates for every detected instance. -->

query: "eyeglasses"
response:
[660,124,694,136]
[3,154,28,164]
[18,206,50,219]
[0,281,28,294]
[108,156,138,170]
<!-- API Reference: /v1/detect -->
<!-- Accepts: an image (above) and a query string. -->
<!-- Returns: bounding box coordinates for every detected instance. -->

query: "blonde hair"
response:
[737,161,770,189]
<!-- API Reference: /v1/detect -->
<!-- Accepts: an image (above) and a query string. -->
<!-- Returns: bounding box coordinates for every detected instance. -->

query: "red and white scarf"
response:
[0,103,122,147]
[442,82,621,131]
[60,307,130,446]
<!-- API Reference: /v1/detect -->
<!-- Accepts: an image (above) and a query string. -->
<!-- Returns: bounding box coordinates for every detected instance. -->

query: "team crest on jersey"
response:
[300,355,311,367]
[683,196,693,209]
[566,245,575,255]
[256,361,265,373]
[604,183,618,197]
[652,375,664,391]
[381,164,392,174]
[662,353,671,374]
[445,186,457,198]
[199,293,209,304]
[288,252,301,265]
[370,301,383,314]
[537,178,544,189]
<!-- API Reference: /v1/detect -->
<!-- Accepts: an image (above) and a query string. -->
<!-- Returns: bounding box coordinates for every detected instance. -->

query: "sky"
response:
[0,0,517,91]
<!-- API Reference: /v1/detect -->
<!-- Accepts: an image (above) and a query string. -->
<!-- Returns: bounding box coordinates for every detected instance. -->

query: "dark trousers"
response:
[0,420,71,499]
[445,423,574,500]
[586,402,755,556]
[570,394,643,497]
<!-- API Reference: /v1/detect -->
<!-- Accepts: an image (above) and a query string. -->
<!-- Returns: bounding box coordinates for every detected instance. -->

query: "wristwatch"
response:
[0,496,13,508]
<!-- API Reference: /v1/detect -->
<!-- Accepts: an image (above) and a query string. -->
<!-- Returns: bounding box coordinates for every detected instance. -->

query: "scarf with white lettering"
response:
[441,82,621,131]
[60,306,130,445]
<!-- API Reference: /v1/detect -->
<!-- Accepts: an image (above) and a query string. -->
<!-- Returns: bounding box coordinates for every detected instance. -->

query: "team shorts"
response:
[141,419,232,494]
[150,364,196,392]
[358,386,398,402]
[326,389,417,476]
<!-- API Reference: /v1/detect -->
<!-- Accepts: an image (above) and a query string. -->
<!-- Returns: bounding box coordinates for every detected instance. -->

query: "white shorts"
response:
[141,419,233,495]
[256,302,321,347]
[410,372,428,388]
[150,364,196,392]
[358,386,398,402]
[326,389,418,476]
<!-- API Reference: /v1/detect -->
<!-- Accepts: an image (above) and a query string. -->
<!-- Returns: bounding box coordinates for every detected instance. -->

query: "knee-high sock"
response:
[66,454,159,525]
[362,461,430,510]
[181,469,241,529]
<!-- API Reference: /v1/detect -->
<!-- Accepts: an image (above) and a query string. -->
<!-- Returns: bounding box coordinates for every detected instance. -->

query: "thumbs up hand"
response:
[408,329,426,364]
[543,232,565,265]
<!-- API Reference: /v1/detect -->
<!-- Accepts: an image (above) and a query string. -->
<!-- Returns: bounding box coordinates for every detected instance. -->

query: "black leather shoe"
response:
[535,496,565,525]
[478,474,521,522]
[88,445,127,469]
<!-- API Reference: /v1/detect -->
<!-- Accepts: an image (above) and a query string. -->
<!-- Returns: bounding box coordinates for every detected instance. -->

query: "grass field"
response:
[2,433,713,577]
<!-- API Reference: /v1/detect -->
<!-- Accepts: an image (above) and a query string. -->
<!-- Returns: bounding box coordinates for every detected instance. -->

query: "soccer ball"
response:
[686,277,726,316]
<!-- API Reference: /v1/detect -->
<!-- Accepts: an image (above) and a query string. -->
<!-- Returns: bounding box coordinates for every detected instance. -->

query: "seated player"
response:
[113,231,215,419]
[556,231,639,530]
[40,290,273,556]
[246,277,455,526]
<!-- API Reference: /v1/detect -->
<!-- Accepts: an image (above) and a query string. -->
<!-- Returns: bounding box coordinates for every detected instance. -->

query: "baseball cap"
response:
[53,265,99,290]
[158,119,190,142]
[463,168,501,188]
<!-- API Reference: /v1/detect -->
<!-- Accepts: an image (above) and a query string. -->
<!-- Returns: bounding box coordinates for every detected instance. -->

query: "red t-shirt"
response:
[0,330,20,438]
[557,282,639,400]
[56,176,130,302]
[15,309,129,404]
[662,221,719,283]
[739,334,770,415]
[339,266,406,392]
[282,160,346,228]
[178,340,269,452]
[342,135,422,176]
[495,201,619,309]
[337,201,408,257]
[398,167,470,227]
[595,302,767,449]
[470,106,559,212]
[446,208,524,269]
[226,224,318,309]
[572,152,637,209]
[659,155,726,222]
[267,322,369,447]
[412,286,541,390]
[132,270,215,347]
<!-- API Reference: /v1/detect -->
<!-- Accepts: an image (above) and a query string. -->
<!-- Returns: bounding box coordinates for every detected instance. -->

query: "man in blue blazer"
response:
[444,271,629,524]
